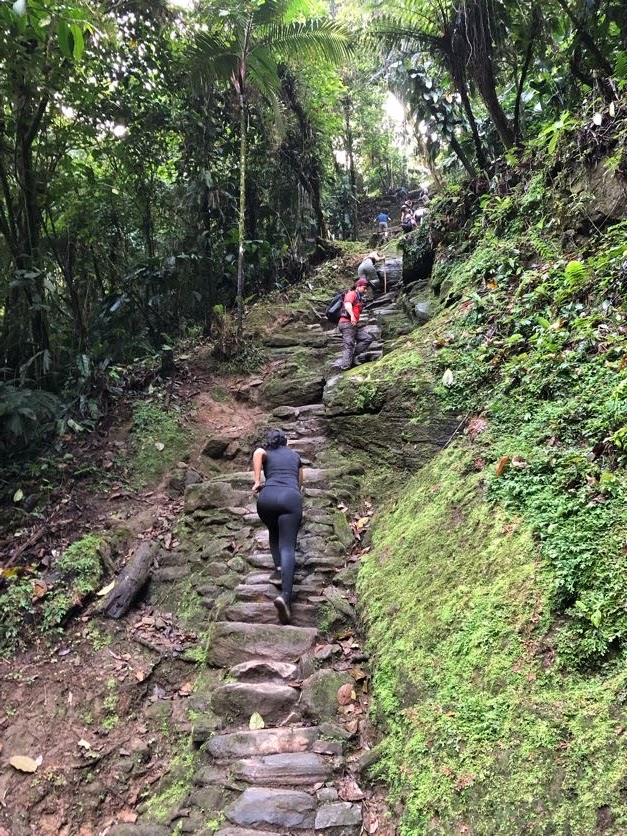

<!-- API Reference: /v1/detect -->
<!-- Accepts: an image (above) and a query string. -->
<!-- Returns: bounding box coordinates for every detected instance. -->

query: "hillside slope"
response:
[351,106,627,833]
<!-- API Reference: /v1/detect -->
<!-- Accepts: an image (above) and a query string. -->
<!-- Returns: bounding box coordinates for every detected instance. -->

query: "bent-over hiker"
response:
[357,251,384,293]
[252,429,303,625]
[338,278,370,371]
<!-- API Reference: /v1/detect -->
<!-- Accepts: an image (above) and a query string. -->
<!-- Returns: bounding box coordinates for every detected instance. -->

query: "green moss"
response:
[359,442,627,834]
[129,402,190,487]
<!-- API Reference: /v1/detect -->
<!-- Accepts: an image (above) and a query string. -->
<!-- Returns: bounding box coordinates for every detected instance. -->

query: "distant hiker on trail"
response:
[400,201,414,233]
[338,278,370,371]
[375,211,391,239]
[357,251,385,293]
[414,204,428,226]
[252,429,303,625]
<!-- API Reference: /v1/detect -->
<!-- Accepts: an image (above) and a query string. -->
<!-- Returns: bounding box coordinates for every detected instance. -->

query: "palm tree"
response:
[192,0,350,337]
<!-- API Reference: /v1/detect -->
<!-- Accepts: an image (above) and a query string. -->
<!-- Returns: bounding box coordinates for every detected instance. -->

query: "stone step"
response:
[221,601,320,628]
[225,787,316,830]
[231,752,333,786]
[216,829,282,836]
[234,579,325,604]
[228,659,299,683]
[210,682,299,724]
[206,726,318,759]
[207,621,317,666]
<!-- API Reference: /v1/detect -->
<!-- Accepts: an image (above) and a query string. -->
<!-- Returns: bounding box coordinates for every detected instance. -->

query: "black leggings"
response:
[256,486,302,605]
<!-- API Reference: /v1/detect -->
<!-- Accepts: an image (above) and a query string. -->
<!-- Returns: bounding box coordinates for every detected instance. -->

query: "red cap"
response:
[356,278,368,287]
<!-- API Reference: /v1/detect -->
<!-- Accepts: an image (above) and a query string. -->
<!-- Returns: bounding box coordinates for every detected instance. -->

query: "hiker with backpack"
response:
[337,278,370,371]
[252,429,304,625]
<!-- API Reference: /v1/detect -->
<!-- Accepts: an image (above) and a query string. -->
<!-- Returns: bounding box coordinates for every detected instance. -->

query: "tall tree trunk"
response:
[452,0,515,149]
[343,96,358,240]
[450,60,491,170]
[280,68,328,238]
[236,88,247,338]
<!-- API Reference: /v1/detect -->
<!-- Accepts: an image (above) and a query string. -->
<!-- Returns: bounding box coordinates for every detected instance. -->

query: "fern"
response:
[563,259,587,286]
[615,51,627,80]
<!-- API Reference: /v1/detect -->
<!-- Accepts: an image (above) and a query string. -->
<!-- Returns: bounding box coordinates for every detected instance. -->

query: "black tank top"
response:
[263,446,302,490]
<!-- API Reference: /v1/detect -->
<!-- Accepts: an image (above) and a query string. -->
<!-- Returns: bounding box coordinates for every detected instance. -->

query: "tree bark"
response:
[236,86,247,339]
[343,96,358,240]
[103,541,161,619]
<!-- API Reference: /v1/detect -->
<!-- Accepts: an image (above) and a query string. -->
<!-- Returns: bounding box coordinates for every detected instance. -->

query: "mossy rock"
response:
[300,669,354,722]
[261,365,326,408]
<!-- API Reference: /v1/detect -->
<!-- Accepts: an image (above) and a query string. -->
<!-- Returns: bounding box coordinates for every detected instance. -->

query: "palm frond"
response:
[192,31,240,90]
[260,19,351,66]
[248,45,282,98]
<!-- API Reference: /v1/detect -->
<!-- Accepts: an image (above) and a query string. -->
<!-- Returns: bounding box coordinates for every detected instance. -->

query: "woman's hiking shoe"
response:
[274,595,291,625]
[269,568,282,586]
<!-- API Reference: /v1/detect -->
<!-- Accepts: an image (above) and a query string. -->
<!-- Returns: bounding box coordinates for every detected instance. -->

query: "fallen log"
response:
[102,540,161,619]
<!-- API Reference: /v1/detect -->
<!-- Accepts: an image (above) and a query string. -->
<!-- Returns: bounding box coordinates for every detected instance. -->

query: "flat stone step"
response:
[231,752,332,786]
[222,602,320,628]
[235,582,318,602]
[235,583,277,601]
[216,828,281,836]
[216,829,282,836]
[226,787,315,830]
[246,551,274,569]
[211,682,299,724]
[228,659,299,683]
[207,622,317,666]
[207,726,318,759]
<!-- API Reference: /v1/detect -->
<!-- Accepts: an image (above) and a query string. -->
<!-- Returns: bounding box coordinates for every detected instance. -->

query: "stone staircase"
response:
[112,256,417,836]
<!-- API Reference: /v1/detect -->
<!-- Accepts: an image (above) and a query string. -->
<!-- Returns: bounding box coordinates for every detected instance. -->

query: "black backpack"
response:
[325,289,347,323]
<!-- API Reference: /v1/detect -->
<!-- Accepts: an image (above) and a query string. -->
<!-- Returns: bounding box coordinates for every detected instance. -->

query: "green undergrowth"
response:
[422,216,627,666]
[0,533,105,655]
[359,443,627,834]
[129,402,190,487]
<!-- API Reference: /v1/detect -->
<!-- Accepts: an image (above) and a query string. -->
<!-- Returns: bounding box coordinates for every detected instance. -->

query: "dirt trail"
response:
[0,254,408,836]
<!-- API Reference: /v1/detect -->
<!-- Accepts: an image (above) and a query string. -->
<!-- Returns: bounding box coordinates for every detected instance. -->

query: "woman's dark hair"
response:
[267,429,287,449]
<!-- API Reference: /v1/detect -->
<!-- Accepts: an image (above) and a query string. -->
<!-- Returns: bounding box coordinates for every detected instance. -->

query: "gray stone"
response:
[200,540,233,561]
[207,726,318,759]
[322,585,355,618]
[223,601,319,627]
[300,670,354,722]
[246,551,274,569]
[202,561,230,577]
[226,787,315,829]
[231,752,331,785]
[185,481,248,512]
[227,556,247,572]
[332,512,354,549]
[335,564,359,586]
[202,436,230,459]
[185,469,203,487]
[312,739,343,755]
[207,622,317,666]
[229,659,298,682]
[210,682,299,723]
[233,583,277,601]
[216,829,281,836]
[317,787,339,802]
[153,565,188,582]
[315,802,362,829]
